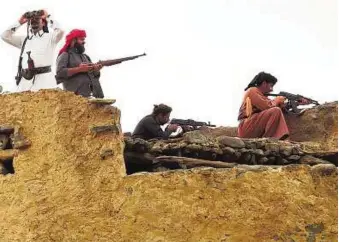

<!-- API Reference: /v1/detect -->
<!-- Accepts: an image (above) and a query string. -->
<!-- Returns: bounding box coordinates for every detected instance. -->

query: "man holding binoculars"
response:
[1,9,64,92]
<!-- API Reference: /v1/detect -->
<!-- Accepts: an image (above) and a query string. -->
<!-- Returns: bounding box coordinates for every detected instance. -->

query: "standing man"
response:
[132,104,179,140]
[1,10,64,92]
[237,72,289,140]
[55,29,104,98]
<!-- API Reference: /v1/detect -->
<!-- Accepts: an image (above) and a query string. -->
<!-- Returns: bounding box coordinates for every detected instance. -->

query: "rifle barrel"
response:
[98,53,146,66]
[265,94,279,97]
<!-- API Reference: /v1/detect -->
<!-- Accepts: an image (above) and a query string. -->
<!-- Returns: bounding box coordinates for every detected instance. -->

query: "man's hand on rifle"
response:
[167,124,179,132]
[78,63,94,73]
[274,96,286,107]
[92,63,103,72]
[298,98,312,105]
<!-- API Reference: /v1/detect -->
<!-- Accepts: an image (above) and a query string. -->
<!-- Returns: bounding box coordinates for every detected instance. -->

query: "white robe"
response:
[1,16,64,92]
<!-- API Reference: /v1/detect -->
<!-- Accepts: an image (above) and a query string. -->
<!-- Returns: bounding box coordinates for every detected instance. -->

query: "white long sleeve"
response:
[1,21,26,49]
[46,15,64,44]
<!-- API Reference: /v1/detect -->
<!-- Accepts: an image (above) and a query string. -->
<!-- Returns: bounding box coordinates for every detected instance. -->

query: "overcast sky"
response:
[0,0,337,132]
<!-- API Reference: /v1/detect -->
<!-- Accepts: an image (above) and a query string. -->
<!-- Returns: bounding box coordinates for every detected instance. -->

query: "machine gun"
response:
[266,91,320,114]
[167,119,216,138]
[170,119,216,131]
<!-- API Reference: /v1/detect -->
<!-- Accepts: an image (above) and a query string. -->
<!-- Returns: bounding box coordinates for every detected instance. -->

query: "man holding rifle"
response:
[132,104,179,140]
[55,29,104,98]
[237,72,312,140]
[55,29,146,98]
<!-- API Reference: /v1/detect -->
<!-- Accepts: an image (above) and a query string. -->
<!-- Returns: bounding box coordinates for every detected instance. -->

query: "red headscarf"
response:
[58,29,87,56]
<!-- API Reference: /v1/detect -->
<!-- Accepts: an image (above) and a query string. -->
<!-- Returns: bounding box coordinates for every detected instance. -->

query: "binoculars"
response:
[24,10,44,19]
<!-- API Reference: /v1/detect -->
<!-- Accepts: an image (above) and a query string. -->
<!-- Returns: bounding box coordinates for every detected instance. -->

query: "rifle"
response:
[91,53,146,67]
[266,91,320,114]
[170,118,216,131]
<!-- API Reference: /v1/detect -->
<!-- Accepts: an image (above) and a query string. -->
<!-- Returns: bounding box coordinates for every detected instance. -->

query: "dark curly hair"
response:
[245,72,278,91]
[152,104,172,116]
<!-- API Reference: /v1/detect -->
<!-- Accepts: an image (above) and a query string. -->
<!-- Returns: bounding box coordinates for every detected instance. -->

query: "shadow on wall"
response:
[0,125,31,175]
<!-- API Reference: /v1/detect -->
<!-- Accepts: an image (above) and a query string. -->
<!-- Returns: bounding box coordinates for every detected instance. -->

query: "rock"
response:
[234,151,242,160]
[300,155,330,165]
[264,143,280,155]
[251,149,264,156]
[88,98,116,105]
[258,157,269,165]
[263,150,271,156]
[90,124,120,135]
[217,136,245,148]
[250,155,257,165]
[287,155,301,161]
[210,147,223,155]
[306,222,324,233]
[10,133,31,149]
[154,156,238,169]
[222,147,236,155]
[275,157,284,165]
[280,146,293,157]
[292,147,304,156]
[285,102,338,154]
[235,165,276,174]
[254,139,268,149]
[239,152,252,163]
[100,148,114,159]
[0,126,14,134]
[125,137,150,153]
[0,134,9,150]
[267,156,276,165]
[311,164,337,177]
[239,148,249,153]
[185,144,202,151]
[244,141,257,149]
[183,131,210,144]
[152,166,171,172]
[150,143,163,153]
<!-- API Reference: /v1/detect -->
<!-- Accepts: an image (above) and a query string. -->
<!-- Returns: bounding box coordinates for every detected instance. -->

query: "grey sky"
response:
[0,0,337,132]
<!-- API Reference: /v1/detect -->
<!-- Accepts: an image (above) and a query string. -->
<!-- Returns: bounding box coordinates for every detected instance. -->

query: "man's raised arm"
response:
[1,14,27,49]
[43,10,64,44]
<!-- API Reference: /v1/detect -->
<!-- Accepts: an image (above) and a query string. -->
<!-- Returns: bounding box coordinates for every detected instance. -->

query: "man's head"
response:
[152,104,172,125]
[25,10,45,33]
[71,36,86,54]
[245,72,278,94]
[58,29,87,56]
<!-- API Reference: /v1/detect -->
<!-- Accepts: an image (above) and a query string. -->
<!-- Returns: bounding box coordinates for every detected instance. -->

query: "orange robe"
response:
[237,87,289,139]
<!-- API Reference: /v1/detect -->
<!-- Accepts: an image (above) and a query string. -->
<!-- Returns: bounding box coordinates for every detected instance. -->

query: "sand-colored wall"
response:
[0,90,337,241]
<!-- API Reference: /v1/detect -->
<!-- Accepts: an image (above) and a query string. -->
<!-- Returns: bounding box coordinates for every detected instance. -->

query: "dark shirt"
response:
[132,115,172,140]
[55,48,104,98]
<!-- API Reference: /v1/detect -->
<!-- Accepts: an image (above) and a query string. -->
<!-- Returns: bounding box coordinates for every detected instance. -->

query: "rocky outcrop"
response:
[124,131,334,173]
[200,102,338,155]
[285,102,338,151]
[0,90,337,241]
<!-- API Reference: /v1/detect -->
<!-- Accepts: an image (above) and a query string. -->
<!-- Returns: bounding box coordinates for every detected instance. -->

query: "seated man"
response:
[237,72,289,140]
[132,104,179,140]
